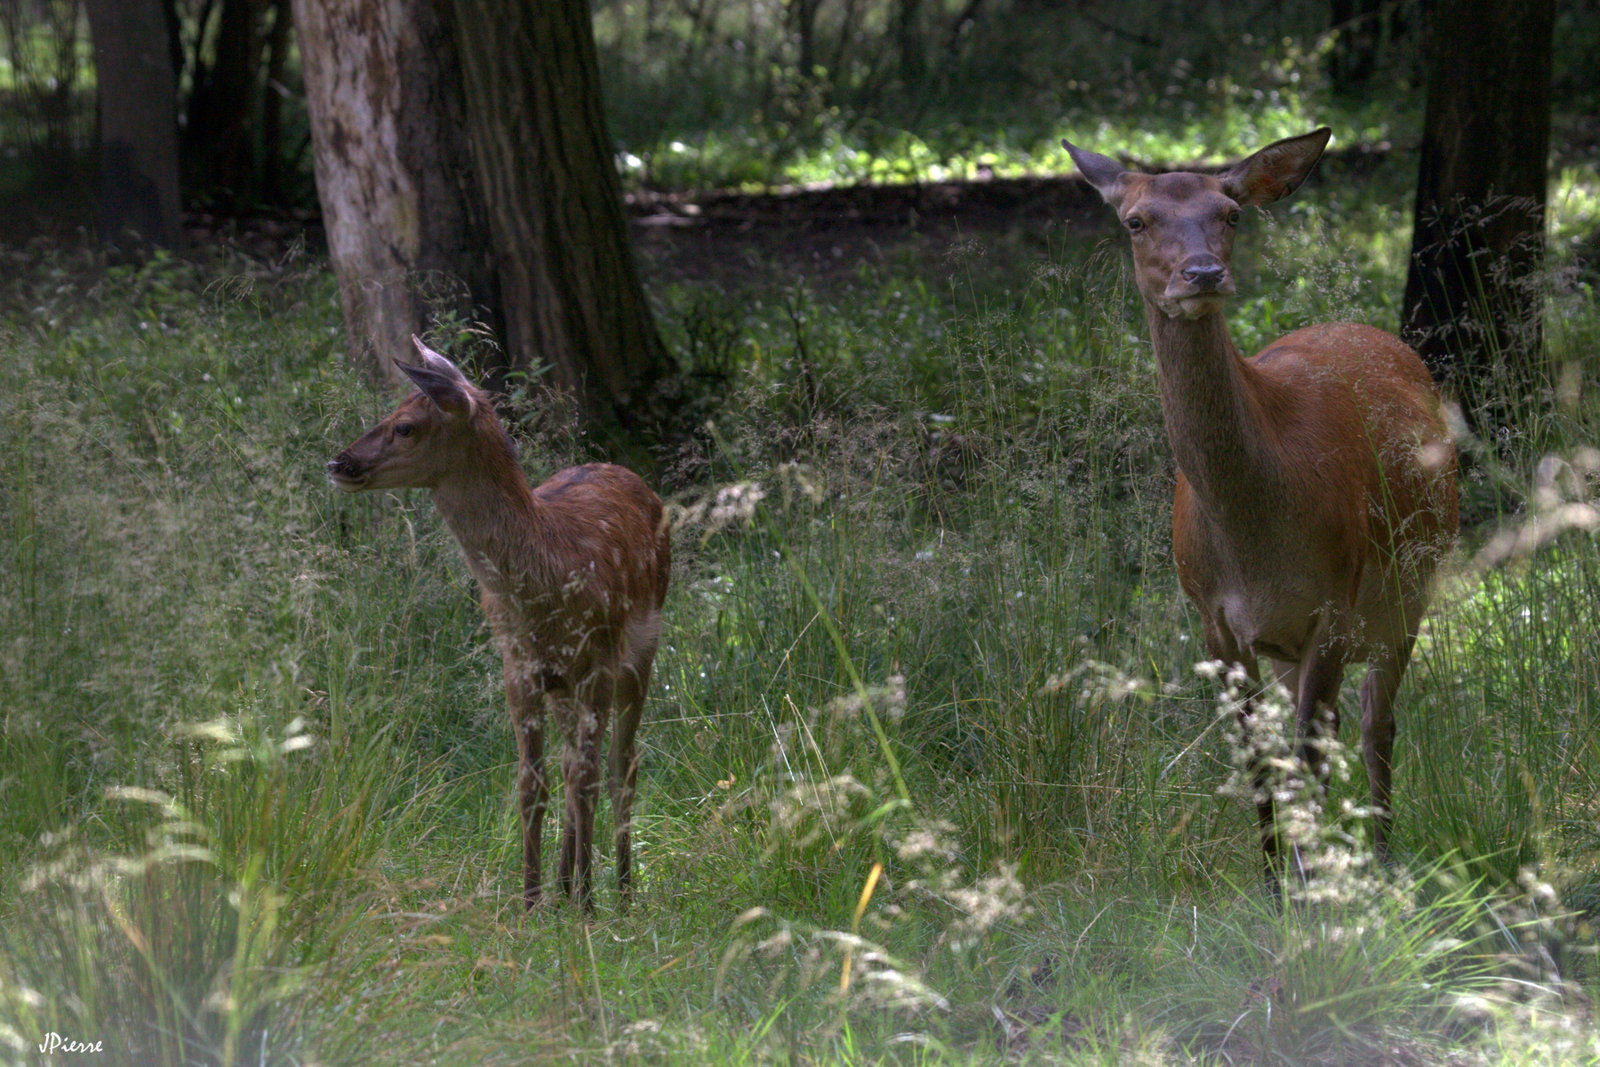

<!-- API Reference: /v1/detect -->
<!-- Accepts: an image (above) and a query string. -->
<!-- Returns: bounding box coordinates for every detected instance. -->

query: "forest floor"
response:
[626,174,1106,290]
[622,141,1416,291]
[3,142,1414,291]
[0,160,1105,276]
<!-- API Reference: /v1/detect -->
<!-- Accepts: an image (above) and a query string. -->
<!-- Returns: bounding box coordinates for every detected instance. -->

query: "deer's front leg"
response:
[557,675,611,912]
[505,654,549,911]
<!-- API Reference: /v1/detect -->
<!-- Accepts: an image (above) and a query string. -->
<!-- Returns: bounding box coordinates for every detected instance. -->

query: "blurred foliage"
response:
[0,0,307,233]
[2,0,1598,232]
[596,0,1600,190]
[0,0,89,154]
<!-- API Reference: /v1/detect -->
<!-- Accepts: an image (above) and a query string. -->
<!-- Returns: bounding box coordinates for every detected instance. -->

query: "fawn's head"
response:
[328,337,501,492]
[1062,128,1331,320]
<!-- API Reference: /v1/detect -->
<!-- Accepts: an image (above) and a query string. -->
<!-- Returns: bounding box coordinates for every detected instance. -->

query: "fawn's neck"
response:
[429,437,542,598]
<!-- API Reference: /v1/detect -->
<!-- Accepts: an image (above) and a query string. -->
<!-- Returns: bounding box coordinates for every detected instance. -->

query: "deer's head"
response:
[1062,128,1331,320]
[328,337,491,492]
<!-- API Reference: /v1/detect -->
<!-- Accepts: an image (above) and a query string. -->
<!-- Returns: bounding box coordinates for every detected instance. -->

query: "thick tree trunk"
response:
[292,0,498,382]
[1401,0,1554,422]
[85,0,184,249]
[450,0,669,422]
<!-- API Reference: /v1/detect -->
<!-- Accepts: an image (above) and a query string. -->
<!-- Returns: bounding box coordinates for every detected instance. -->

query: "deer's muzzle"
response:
[326,454,370,491]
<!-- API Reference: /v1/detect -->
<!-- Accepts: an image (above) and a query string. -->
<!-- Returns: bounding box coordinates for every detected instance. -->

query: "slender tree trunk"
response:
[259,0,291,203]
[185,0,264,204]
[160,0,183,86]
[944,0,985,59]
[449,0,669,422]
[86,0,184,249]
[896,0,924,89]
[292,0,498,382]
[1401,0,1554,422]
[1327,0,1382,94]
[792,0,822,80]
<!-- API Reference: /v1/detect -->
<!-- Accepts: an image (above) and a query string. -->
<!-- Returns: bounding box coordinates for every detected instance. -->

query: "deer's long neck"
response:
[429,435,542,599]
[1147,307,1289,526]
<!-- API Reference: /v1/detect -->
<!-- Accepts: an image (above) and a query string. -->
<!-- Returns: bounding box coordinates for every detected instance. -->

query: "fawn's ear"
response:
[1062,138,1131,209]
[398,336,475,417]
[1220,127,1332,207]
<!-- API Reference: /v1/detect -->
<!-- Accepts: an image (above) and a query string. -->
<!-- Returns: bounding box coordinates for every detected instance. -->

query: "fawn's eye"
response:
[1125,216,1145,233]
[1226,210,1242,227]
[394,422,414,438]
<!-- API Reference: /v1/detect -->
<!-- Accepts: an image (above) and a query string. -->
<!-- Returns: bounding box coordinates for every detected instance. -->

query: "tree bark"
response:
[292,0,498,382]
[1401,0,1554,421]
[449,0,669,422]
[85,0,184,249]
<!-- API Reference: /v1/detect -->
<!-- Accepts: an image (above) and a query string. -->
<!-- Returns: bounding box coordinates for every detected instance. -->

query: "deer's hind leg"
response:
[1359,633,1416,862]
[609,611,661,903]
[555,676,610,912]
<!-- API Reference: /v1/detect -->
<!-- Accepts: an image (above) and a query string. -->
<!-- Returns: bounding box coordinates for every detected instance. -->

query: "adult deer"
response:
[328,338,671,911]
[1062,128,1458,884]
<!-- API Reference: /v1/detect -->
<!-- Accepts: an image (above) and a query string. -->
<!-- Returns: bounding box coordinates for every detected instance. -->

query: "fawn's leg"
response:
[505,658,549,911]
[609,614,660,903]
[556,681,608,912]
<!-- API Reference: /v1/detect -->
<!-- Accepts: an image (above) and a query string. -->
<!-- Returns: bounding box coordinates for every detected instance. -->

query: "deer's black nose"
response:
[1182,264,1228,290]
[327,455,362,479]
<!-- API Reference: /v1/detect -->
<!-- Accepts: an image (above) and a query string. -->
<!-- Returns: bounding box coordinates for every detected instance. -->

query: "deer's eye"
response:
[1226,210,1242,227]
[1125,216,1145,233]
[394,422,414,438]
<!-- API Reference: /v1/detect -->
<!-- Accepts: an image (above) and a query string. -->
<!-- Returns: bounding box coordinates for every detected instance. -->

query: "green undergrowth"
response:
[595,0,1598,194]
[596,1,1402,191]
[2,166,1600,1064]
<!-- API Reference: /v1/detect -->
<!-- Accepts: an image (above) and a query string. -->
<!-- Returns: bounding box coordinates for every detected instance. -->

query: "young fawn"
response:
[1062,128,1458,885]
[328,338,671,910]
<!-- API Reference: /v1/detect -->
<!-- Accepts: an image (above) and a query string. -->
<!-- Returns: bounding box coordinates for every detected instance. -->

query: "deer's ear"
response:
[1220,127,1332,207]
[1063,138,1131,208]
[398,336,475,417]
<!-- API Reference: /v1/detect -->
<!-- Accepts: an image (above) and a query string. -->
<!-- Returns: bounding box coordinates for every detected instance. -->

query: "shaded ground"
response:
[623,143,1399,289]
[627,175,1107,290]
[0,144,1403,292]
[0,149,1106,273]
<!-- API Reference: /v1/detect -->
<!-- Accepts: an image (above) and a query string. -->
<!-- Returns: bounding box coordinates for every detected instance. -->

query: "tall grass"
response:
[3,158,1600,1063]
